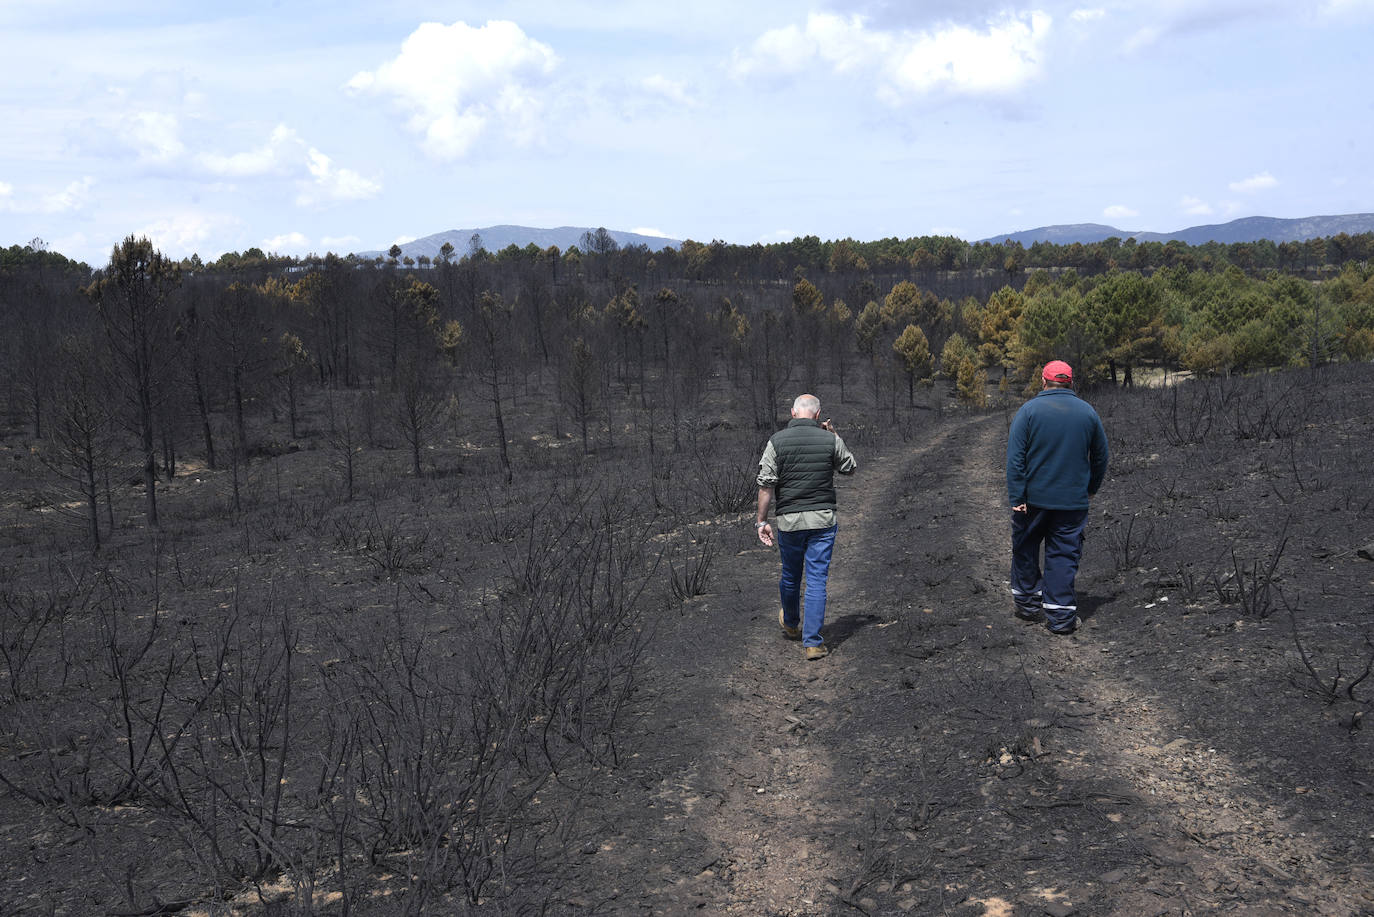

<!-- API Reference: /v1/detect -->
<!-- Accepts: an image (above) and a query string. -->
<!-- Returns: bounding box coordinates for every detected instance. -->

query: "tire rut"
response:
[920,414,1372,915]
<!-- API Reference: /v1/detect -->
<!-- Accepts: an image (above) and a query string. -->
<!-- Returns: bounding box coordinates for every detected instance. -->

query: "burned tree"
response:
[43,334,118,551]
[87,235,181,527]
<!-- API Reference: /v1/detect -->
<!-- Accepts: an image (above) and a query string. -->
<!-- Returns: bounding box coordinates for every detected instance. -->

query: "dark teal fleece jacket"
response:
[1006,389,1109,510]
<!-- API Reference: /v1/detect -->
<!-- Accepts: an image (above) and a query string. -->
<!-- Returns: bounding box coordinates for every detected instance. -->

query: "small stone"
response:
[859,898,878,910]
[897,898,918,911]
[1099,868,1130,883]
[1045,902,1076,917]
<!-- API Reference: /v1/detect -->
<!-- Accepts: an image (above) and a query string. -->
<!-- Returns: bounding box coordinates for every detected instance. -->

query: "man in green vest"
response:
[755,393,858,660]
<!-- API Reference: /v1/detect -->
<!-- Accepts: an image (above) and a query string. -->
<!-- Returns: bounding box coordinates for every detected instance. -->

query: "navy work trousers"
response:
[1011,506,1088,629]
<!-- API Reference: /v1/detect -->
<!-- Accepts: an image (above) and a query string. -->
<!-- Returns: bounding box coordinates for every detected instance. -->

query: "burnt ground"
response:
[2,366,1373,915]
[559,375,1374,915]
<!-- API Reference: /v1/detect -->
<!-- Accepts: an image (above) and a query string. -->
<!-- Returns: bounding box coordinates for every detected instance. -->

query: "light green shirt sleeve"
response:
[834,434,857,475]
[757,440,779,487]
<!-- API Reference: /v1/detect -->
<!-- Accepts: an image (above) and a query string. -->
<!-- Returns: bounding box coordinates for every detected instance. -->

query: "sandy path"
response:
[687,420,971,914]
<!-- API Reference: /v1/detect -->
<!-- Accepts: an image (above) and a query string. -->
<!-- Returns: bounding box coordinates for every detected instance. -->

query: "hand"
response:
[1012,503,1027,513]
[757,522,774,547]
[820,418,835,433]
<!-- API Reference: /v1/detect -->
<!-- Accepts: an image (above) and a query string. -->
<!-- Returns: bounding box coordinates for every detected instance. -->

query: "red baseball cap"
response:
[1042,360,1073,383]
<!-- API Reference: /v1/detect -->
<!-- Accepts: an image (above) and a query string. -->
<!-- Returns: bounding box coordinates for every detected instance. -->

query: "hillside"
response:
[983,212,1374,247]
[357,225,682,260]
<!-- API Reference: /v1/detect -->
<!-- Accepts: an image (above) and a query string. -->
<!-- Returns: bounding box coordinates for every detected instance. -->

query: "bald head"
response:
[791,394,821,418]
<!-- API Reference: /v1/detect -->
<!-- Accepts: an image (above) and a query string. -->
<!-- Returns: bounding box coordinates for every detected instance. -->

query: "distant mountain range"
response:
[357,225,682,260]
[980,213,1374,247]
[356,213,1374,262]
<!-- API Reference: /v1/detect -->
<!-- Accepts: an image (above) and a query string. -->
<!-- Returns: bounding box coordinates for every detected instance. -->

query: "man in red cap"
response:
[1005,360,1109,634]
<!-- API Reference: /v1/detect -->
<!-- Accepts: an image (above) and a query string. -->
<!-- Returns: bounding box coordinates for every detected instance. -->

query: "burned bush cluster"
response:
[1094,363,1374,716]
[0,479,662,913]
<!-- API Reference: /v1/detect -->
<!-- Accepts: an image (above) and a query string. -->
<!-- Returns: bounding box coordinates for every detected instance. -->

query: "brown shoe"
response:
[778,608,801,640]
[805,645,829,661]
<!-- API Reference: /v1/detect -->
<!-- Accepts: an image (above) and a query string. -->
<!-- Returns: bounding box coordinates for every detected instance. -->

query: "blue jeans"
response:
[778,524,837,647]
[1011,507,1088,629]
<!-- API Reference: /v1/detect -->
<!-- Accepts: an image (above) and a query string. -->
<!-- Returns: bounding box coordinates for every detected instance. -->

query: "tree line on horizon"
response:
[7,225,1372,281]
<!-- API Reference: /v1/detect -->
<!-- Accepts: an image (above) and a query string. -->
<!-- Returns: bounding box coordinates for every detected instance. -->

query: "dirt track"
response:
[565,410,1374,915]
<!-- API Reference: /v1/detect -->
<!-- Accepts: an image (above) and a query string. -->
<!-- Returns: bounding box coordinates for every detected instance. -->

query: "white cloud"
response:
[731,21,820,76]
[119,111,185,164]
[1229,171,1277,193]
[200,125,380,205]
[392,235,417,246]
[731,12,889,77]
[1179,195,1213,215]
[759,229,800,244]
[299,148,381,205]
[0,178,93,214]
[1070,8,1106,23]
[348,20,559,160]
[199,124,299,177]
[321,234,361,250]
[630,227,669,238]
[1103,204,1138,220]
[733,11,1053,100]
[806,13,884,73]
[43,177,94,213]
[1123,24,1163,52]
[888,12,1052,97]
[50,232,89,260]
[136,212,242,258]
[641,75,697,108]
[263,232,310,252]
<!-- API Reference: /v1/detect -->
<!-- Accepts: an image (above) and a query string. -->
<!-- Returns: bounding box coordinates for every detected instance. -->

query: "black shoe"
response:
[1048,616,1081,635]
[1014,606,1042,622]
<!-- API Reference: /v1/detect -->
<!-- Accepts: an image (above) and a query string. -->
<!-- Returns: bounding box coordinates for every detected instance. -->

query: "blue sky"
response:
[2,1,1372,266]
